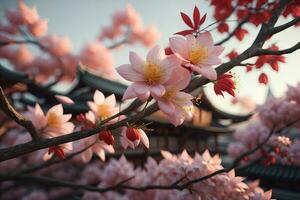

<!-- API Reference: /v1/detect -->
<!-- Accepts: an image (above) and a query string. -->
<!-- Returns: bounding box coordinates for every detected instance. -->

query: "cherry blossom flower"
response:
[28,19,48,37]
[74,111,115,163]
[152,66,193,126]
[120,127,149,149]
[169,32,224,80]
[87,90,119,122]
[117,45,180,101]
[74,134,115,163]
[39,35,72,57]
[26,104,74,159]
[79,42,115,78]
[112,4,142,28]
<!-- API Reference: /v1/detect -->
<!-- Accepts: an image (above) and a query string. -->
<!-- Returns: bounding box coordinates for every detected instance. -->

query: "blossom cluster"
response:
[117,29,225,125]
[98,4,160,47]
[228,83,300,166]
[0,0,159,81]
[0,131,272,200]
[26,90,151,161]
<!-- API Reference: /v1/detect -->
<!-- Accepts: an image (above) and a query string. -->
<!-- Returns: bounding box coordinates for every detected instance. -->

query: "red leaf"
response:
[199,13,207,26]
[193,6,200,29]
[180,12,194,28]
[174,29,194,36]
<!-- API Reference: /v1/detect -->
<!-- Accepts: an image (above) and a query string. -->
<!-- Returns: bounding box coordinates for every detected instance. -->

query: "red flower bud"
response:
[99,130,115,145]
[48,146,65,159]
[126,128,140,142]
[258,73,268,85]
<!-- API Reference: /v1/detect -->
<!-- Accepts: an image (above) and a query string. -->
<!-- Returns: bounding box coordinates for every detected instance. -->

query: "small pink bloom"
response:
[79,42,115,78]
[18,0,40,25]
[140,25,160,47]
[74,134,115,163]
[153,66,193,126]
[120,127,149,149]
[39,35,72,57]
[28,19,48,37]
[26,104,74,160]
[55,95,74,105]
[10,45,34,70]
[87,90,119,122]
[169,32,224,80]
[117,45,180,101]
[112,4,142,27]
[98,25,122,40]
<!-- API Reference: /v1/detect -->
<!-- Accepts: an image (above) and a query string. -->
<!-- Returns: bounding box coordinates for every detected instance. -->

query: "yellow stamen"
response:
[162,89,176,101]
[47,112,60,128]
[189,45,208,65]
[144,62,164,85]
[97,104,111,120]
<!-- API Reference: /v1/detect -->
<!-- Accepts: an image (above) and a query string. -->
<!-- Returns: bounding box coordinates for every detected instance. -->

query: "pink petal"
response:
[157,100,176,115]
[175,92,193,106]
[129,51,145,73]
[87,101,98,113]
[116,64,144,82]
[167,109,185,126]
[103,144,115,153]
[211,46,225,56]
[166,67,191,90]
[159,55,179,83]
[47,104,63,116]
[186,34,197,47]
[146,45,165,64]
[196,31,213,47]
[93,145,106,161]
[132,82,150,102]
[105,94,116,107]
[169,36,189,60]
[150,85,165,97]
[203,56,222,65]
[85,111,96,124]
[55,95,74,105]
[193,65,217,80]
[60,114,72,123]
[122,85,137,100]
[81,149,93,163]
[139,129,149,148]
[93,90,104,104]
[160,150,174,160]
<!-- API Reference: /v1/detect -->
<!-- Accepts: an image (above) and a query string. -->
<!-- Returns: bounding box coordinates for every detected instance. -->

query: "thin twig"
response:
[0,86,38,140]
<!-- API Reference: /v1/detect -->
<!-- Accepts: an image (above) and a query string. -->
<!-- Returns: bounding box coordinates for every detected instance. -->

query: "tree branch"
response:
[268,16,300,36]
[254,42,300,56]
[0,86,39,140]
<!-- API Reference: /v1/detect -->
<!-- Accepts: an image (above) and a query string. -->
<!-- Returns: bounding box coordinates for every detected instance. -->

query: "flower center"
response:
[97,104,111,120]
[189,46,208,65]
[162,89,176,101]
[47,112,60,128]
[143,62,164,85]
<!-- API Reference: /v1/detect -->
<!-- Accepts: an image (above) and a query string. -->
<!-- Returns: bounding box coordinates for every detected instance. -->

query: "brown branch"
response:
[0,86,39,140]
[254,42,300,56]
[268,16,300,36]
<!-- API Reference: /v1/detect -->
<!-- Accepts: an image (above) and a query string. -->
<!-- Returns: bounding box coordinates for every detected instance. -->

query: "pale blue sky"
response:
[1,0,299,114]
